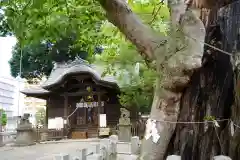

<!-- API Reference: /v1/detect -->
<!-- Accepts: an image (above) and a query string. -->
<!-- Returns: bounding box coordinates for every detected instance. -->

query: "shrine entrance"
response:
[69,96,105,128]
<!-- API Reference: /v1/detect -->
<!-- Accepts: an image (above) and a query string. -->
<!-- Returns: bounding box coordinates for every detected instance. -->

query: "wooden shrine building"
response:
[21,58,138,139]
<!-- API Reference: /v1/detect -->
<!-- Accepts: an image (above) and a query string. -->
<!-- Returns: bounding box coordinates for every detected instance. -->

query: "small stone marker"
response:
[100,139,110,151]
[110,135,118,142]
[80,148,87,160]
[131,136,140,155]
[100,146,108,160]
[166,155,181,160]
[213,156,232,160]
[55,154,70,160]
[95,144,100,154]
[87,154,103,160]
[72,156,80,160]
[109,135,118,155]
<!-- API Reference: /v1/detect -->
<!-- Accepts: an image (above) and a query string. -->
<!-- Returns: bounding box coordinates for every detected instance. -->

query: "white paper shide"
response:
[145,119,160,143]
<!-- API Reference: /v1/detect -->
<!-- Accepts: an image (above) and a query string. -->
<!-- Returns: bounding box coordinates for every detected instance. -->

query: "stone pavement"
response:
[0,139,100,160]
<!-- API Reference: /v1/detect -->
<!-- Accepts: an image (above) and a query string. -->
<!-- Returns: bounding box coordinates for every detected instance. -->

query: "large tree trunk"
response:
[98,0,240,159]
[98,0,206,159]
[168,24,234,159]
[230,67,240,159]
[167,2,240,159]
[140,8,206,159]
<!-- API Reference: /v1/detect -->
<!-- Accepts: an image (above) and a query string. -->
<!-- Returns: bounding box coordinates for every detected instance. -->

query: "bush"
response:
[0,109,7,126]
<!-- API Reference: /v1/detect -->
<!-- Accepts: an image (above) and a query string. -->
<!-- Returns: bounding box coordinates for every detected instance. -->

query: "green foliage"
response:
[9,42,52,81]
[0,109,7,126]
[35,108,46,125]
[95,0,169,113]
[1,0,106,50]
[2,0,170,113]
[9,35,89,82]
[129,0,170,35]
[0,10,12,36]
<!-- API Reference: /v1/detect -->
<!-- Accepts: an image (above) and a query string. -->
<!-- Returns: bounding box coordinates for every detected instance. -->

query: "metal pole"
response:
[17,48,23,120]
[0,110,2,146]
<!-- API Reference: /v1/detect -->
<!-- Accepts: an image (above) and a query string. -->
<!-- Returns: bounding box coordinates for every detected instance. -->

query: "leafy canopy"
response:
[95,1,169,112]
[2,0,170,112]
[1,0,106,51]
[9,35,89,81]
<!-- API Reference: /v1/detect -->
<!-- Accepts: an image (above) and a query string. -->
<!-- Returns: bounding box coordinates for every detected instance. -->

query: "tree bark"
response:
[167,5,240,159]
[98,0,167,60]
[98,0,206,159]
[229,67,240,160]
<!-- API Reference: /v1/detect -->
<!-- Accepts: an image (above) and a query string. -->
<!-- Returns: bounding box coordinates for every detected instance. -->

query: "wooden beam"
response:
[60,91,107,97]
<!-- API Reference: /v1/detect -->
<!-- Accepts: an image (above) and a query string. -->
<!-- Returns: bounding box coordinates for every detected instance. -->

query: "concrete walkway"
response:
[0,139,99,160]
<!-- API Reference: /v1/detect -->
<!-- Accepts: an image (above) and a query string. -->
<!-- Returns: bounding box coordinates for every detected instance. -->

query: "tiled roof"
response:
[41,58,117,89]
[21,86,50,95]
[21,58,118,95]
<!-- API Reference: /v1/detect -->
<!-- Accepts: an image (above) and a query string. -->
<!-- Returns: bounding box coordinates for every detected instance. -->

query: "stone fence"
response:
[166,155,232,160]
[0,131,17,146]
[48,135,233,160]
[54,135,140,160]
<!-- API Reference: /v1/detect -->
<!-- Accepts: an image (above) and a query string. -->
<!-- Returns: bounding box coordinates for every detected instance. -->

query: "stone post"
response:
[100,138,110,151]
[166,155,181,160]
[100,139,110,159]
[212,156,232,160]
[80,148,87,160]
[55,154,70,160]
[109,135,118,154]
[118,108,131,142]
[95,144,100,154]
[131,136,140,155]
[87,154,103,160]
[109,135,118,160]
[72,157,80,160]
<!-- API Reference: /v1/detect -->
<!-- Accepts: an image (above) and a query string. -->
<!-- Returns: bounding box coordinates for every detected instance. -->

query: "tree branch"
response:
[97,0,167,60]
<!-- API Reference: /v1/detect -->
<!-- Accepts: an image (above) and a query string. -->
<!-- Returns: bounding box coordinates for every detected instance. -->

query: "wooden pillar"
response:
[97,92,102,129]
[98,93,101,115]
[45,100,49,128]
[64,94,68,138]
[44,105,49,129]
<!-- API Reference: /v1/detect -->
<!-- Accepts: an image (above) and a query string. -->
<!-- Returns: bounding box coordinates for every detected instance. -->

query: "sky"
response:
[0,36,17,77]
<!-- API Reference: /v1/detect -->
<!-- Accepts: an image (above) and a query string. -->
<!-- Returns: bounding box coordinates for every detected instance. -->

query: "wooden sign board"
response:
[99,127,110,136]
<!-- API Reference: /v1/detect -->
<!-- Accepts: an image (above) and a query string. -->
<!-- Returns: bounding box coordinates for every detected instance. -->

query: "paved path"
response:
[0,140,99,160]
[0,139,134,160]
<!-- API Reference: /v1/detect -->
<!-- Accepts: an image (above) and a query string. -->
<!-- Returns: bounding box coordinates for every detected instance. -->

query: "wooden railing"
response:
[113,123,144,138]
[35,127,64,142]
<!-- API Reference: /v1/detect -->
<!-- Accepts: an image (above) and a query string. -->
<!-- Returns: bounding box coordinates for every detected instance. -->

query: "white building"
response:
[0,76,25,131]
[23,79,47,126]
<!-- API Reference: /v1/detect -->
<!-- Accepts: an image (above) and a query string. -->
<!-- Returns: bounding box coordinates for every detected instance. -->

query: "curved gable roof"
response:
[41,58,118,90]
